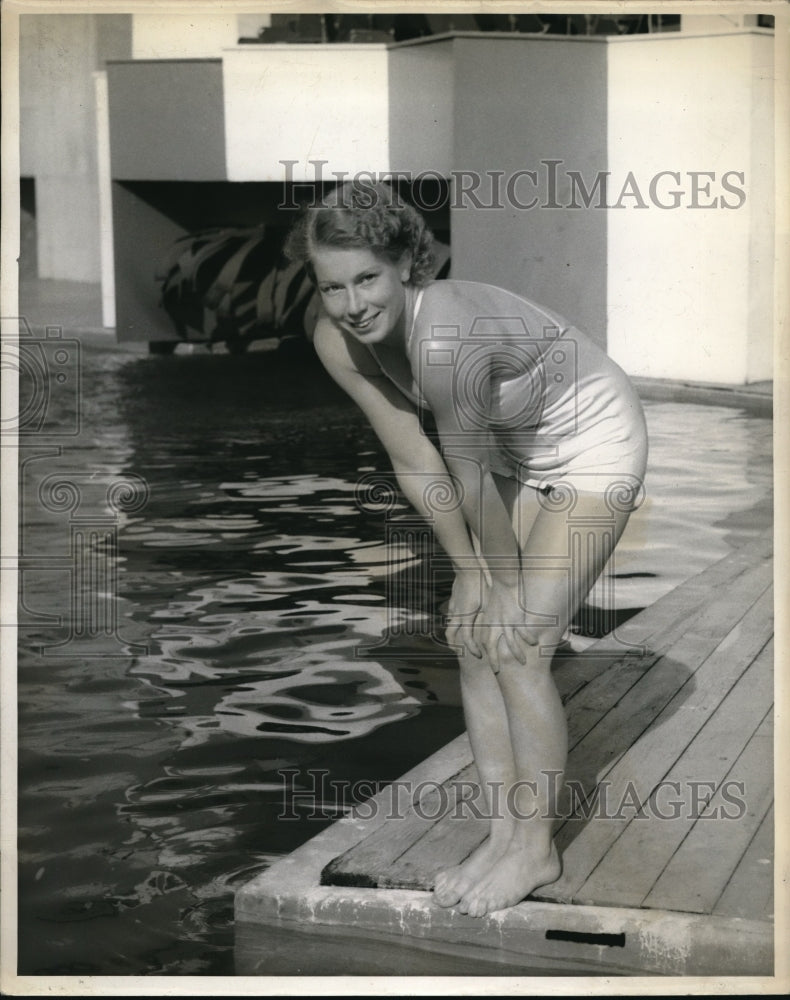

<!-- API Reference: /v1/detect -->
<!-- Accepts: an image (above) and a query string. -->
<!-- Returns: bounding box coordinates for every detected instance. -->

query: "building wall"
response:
[107,60,226,181]
[388,40,454,176]
[112,181,188,341]
[606,31,774,382]
[19,13,132,282]
[448,36,609,347]
[223,45,390,182]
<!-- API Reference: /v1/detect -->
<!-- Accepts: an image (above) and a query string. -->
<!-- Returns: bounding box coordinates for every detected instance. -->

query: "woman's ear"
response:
[399,252,413,283]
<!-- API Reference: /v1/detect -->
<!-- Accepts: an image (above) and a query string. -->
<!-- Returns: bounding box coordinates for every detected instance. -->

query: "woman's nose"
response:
[346,287,365,317]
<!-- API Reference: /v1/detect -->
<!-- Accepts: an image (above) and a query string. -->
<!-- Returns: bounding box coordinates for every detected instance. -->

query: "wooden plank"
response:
[551,532,772,704]
[608,530,772,651]
[321,764,477,885]
[571,559,770,774]
[548,567,772,853]
[714,804,774,920]
[381,806,490,890]
[539,585,773,904]
[566,552,772,748]
[572,638,773,909]
[604,530,772,648]
[642,709,773,913]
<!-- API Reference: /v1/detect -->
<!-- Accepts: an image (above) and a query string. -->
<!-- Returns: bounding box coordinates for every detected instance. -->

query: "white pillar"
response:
[93,71,115,329]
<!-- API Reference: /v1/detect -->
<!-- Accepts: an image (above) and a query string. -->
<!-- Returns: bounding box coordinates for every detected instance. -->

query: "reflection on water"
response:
[17,344,772,975]
[125,470,439,747]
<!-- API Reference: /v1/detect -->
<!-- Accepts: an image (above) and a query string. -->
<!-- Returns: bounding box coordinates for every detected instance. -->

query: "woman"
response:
[285,181,648,917]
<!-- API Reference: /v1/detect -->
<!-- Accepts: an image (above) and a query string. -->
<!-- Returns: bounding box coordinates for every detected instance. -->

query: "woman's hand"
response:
[478,578,539,670]
[446,569,485,660]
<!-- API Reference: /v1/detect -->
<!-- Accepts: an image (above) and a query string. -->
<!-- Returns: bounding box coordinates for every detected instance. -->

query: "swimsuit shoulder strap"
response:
[407,287,426,350]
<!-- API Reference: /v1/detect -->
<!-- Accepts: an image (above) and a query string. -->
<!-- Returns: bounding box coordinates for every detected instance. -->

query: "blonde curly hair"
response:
[284,180,436,286]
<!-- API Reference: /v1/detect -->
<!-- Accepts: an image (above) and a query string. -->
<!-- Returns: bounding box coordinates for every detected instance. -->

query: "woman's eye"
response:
[320,285,341,295]
[360,273,378,284]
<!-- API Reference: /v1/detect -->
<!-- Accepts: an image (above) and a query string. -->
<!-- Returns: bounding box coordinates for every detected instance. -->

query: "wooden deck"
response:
[235,533,774,977]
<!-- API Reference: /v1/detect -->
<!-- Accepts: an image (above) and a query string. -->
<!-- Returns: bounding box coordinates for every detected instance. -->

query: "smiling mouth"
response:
[348,312,380,333]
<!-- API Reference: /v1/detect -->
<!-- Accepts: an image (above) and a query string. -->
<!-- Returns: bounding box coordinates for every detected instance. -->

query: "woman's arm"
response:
[416,329,537,665]
[313,318,485,653]
[416,341,520,585]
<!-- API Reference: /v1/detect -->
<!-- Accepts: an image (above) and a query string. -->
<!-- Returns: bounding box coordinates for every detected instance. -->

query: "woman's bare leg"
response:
[454,487,633,917]
[433,650,519,906]
[434,482,541,907]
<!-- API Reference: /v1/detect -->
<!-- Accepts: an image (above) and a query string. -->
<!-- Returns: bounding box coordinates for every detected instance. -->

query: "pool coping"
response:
[633,376,773,415]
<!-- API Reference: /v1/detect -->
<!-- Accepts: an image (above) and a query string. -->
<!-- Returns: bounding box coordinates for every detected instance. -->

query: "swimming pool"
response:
[16,341,772,974]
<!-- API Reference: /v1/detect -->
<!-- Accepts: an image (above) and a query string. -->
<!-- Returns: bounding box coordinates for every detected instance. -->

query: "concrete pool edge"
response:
[234,732,773,978]
[633,376,772,416]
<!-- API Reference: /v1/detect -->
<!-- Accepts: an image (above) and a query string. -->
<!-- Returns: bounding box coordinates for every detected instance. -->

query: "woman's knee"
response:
[495,627,564,676]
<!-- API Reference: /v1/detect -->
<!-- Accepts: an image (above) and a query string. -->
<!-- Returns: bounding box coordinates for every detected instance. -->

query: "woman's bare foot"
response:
[433,835,510,907]
[454,840,561,918]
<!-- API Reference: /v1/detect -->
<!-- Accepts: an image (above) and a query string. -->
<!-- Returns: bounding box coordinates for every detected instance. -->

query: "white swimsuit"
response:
[371,282,647,497]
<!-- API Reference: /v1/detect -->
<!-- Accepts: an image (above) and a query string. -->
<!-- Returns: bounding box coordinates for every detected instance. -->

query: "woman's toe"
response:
[434,886,457,907]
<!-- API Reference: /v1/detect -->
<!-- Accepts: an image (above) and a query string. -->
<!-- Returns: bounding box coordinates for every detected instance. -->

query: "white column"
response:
[93,71,115,329]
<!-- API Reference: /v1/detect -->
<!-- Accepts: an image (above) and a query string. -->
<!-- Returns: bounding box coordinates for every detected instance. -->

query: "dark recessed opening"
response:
[546,929,626,948]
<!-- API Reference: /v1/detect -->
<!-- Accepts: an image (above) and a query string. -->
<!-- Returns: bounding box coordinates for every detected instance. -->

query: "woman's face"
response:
[311,246,408,346]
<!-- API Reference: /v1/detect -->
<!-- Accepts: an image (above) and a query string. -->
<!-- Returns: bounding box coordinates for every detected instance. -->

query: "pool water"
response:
[16,341,772,975]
